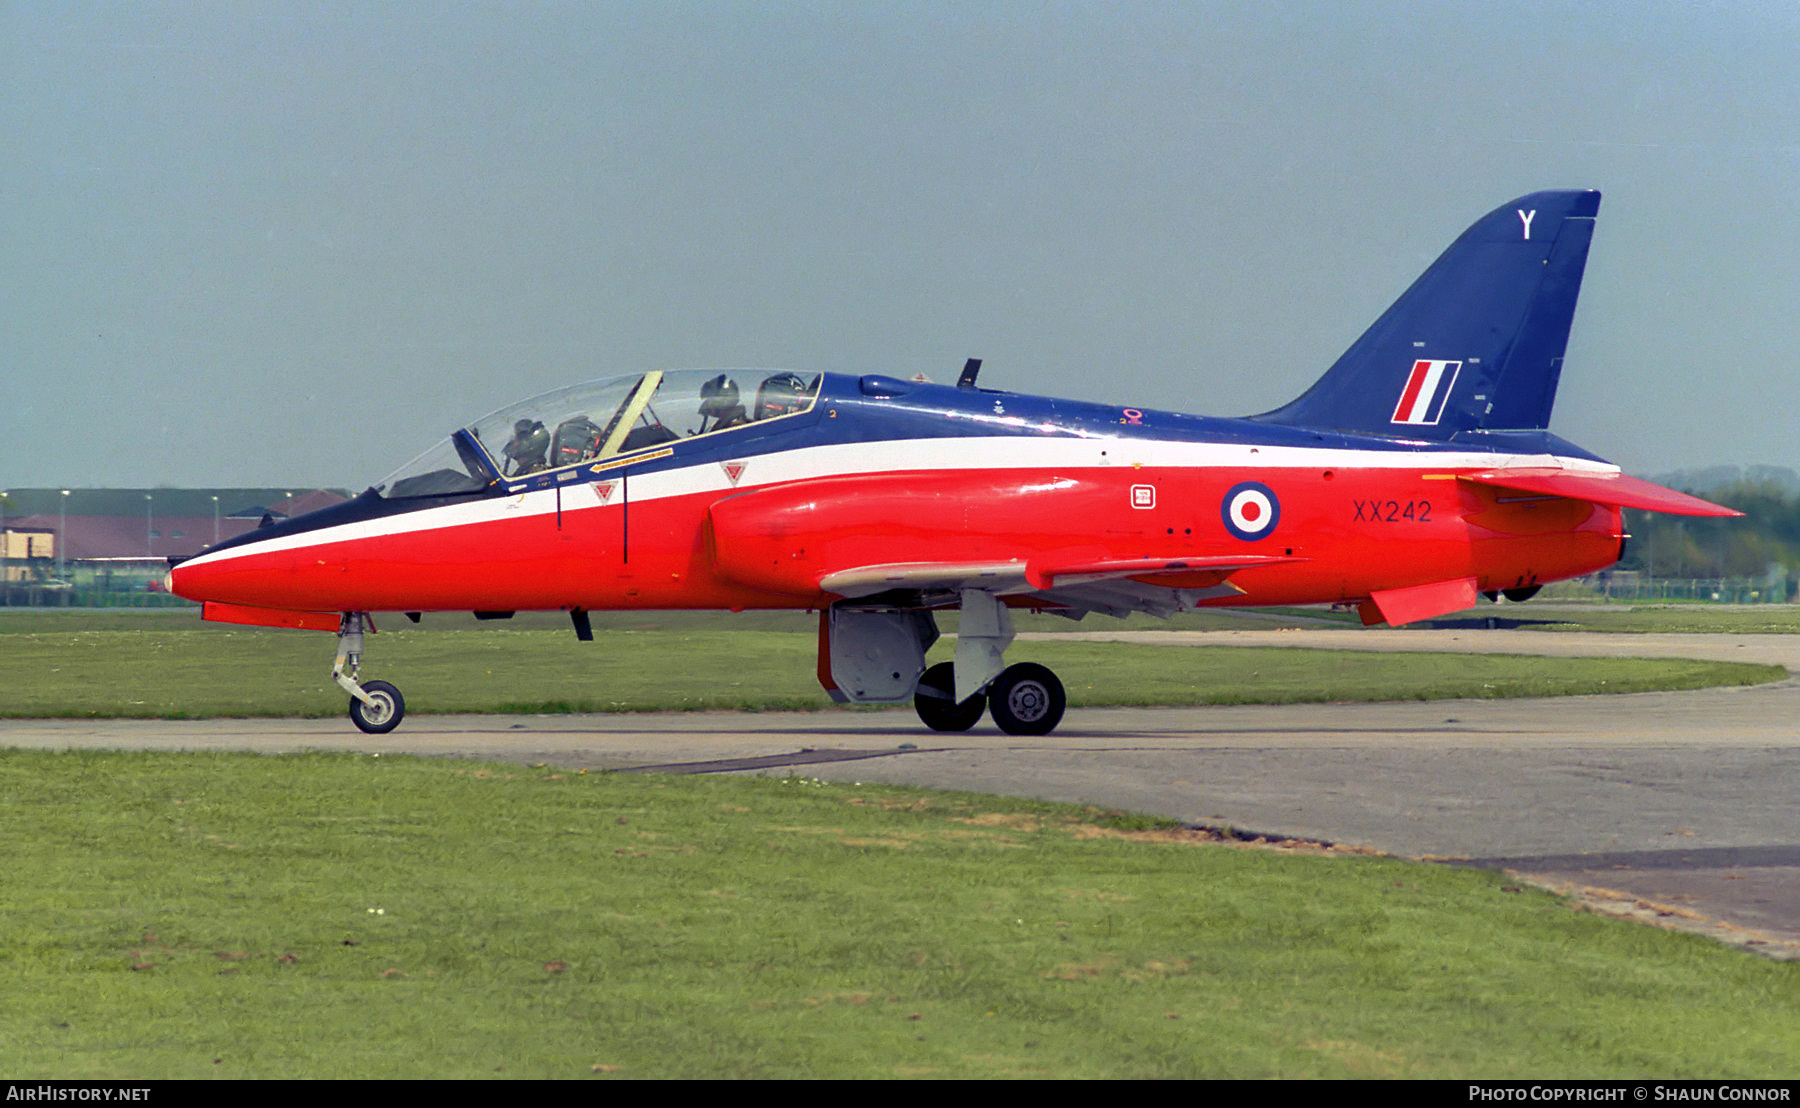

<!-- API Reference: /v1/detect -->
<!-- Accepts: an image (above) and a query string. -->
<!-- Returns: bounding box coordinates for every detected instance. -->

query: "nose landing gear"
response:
[333,612,407,734]
[349,680,405,734]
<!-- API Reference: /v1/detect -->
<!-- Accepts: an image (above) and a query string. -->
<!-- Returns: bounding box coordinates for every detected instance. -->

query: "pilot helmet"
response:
[505,419,549,463]
[756,372,809,418]
[699,374,741,417]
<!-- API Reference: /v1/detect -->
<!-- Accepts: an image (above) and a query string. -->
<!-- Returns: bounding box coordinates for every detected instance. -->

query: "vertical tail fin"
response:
[1253,190,1601,439]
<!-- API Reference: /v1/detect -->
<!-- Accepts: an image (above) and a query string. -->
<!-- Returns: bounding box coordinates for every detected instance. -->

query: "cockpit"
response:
[377,369,822,499]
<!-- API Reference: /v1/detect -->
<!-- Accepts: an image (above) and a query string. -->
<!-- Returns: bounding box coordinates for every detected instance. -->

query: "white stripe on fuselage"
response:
[179,435,1619,569]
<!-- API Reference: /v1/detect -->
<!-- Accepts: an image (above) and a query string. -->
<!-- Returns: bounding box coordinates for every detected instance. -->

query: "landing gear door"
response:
[818,607,938,704]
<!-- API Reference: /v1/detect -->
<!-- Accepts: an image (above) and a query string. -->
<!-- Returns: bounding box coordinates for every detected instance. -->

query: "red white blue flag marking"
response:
[1391,359,1461,425]
[1221,481,1280,541]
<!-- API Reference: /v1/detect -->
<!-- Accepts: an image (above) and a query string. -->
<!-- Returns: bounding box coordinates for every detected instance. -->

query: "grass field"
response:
[5,750,1796,1079]
[0,617,1783,718]
[4,610,1796,1078]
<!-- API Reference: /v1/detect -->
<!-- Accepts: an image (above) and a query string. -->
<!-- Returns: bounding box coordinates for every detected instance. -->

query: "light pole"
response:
[1,489,8,602]
[58,490,70,581]
[211,495,220,546]
[146,493,154,557]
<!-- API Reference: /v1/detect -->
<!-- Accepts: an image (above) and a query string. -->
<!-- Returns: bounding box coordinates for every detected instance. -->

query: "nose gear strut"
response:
[333,612,406,734]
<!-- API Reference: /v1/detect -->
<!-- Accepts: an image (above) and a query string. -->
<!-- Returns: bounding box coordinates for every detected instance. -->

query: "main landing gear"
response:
[821,591,1072,735]
[908,589,1067,736]
[914,660,1066,736]
[333,612,406,734]
[934,588,1067,735]
[987,662,1066,736]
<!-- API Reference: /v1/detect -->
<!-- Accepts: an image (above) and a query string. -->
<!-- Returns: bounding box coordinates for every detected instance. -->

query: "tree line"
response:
[1621,481,1800,582]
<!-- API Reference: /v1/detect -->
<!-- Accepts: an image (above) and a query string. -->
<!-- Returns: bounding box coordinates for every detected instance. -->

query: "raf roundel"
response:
[1221,481,1280,541]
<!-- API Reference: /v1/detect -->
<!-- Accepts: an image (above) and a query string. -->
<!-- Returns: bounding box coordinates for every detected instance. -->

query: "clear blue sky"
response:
[5,1,1797,488]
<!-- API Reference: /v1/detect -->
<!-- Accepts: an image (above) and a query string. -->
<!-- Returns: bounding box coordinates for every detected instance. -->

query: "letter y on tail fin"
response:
[1253,190,1602,439]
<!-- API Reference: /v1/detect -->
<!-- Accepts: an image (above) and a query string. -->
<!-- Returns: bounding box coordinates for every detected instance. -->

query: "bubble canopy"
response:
[376,369,821,499]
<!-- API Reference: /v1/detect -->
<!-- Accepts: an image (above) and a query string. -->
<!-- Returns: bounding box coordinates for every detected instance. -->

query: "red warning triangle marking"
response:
[722,461,746,486]
[593,481,617,504]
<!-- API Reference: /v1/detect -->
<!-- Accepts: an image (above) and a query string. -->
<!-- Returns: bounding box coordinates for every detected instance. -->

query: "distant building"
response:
[1,529,55,583]
[1,487,349,605]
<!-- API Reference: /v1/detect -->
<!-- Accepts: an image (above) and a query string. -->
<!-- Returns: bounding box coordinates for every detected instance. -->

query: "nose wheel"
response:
[349,679,406,735]
[333,613,407,734]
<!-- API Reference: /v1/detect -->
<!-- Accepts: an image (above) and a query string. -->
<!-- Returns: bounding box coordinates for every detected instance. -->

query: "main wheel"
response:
[988,663,1066,736]
[349,680,406,735]
[913,662,987,732]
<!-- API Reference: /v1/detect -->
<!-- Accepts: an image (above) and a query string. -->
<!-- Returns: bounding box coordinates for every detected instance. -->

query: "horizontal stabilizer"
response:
[1457,470,1740,517]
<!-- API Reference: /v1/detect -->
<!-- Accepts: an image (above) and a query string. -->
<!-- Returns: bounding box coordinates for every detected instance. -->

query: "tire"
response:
[913,662,987,732]
[988,663,1065,736]
[350,680,406,735]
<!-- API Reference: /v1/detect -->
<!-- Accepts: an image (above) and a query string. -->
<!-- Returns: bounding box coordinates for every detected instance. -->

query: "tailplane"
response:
[1254,190,1601,439]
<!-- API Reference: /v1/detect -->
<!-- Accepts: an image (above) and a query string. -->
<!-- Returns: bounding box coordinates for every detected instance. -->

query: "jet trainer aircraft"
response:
[168,190,1736,736]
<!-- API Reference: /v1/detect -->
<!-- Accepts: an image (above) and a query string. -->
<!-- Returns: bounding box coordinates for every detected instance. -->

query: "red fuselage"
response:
[170,428,1625,620]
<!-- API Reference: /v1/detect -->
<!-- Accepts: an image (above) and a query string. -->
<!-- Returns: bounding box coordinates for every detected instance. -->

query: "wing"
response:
[820,553,1306,618]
